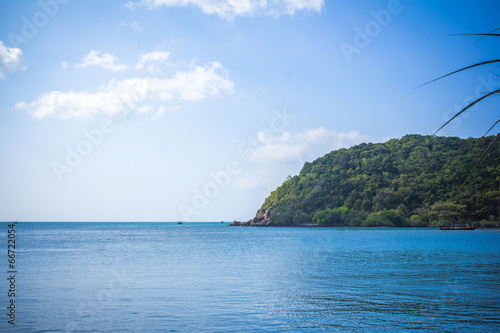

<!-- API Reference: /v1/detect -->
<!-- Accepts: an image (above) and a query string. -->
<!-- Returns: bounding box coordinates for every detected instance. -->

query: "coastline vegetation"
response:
[258,135,500,227]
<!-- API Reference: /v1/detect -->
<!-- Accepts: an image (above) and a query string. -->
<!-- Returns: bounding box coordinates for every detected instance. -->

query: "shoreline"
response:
[228,221,500,228]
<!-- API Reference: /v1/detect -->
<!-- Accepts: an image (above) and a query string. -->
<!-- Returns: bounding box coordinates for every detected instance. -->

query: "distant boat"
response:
[439,224,478,231]
[178,221,183,225]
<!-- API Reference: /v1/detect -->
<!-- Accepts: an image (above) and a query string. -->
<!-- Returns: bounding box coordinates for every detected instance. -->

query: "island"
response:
[231,134,500,228]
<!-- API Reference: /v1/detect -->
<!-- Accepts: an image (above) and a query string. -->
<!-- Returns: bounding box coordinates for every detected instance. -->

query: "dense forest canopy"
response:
[257,135,500,227]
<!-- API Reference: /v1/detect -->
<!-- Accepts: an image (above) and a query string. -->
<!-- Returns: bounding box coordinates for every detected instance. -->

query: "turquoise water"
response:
[2,223,499,332]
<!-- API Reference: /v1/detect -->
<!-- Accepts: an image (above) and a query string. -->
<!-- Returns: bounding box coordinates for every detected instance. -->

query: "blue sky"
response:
[0,0,499,222]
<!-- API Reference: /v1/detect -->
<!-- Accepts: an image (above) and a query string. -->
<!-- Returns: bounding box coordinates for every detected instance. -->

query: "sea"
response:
[2,222,499,332]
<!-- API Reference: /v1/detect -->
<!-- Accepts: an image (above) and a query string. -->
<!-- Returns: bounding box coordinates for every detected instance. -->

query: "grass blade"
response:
[450,33,500,37]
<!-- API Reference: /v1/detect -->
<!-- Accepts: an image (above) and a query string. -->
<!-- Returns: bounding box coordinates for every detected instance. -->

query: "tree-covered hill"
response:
[244,135,500,227]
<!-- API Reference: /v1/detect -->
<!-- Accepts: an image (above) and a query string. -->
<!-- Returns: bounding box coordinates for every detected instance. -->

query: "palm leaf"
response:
[451,29,500,45]
[415,59,500,88]
[484,119,500,136]
[451,33,500,37]
[432,88,500,135]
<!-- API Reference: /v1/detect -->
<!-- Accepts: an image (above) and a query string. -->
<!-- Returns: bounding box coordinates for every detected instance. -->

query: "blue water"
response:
[2,223,499,332]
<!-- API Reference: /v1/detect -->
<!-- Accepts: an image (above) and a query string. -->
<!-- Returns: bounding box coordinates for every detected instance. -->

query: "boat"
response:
[439,224,478,230]
[178,221,183,225]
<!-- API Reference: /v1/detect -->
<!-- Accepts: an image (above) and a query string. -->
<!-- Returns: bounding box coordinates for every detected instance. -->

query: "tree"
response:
[485,190,500,219]
[362,210,406,227]
[312,209,342,226]
[409,215,427,227]
[428,201,467,224]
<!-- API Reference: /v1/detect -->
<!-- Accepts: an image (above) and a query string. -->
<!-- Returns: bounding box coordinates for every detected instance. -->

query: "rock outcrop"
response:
[229,208,272,226]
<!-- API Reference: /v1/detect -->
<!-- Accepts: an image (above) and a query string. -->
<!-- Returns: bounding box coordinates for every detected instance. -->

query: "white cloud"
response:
[16,61,233,119]
[121,20,144,32]
[233,127,374,190]
[75,50,128,71]
[0,41,26,79]
[60,61,68,69]
[282,0,324,15]
[136,50,171,73]
[126,0,324,20]
[155,105,166,116]
[250,127,374,162]
[136,104,155,114]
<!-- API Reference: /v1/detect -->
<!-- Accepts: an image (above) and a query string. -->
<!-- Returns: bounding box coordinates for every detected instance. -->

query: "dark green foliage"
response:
[259,135,500,226]
[409,215,427,227]
[270,212,294,225]
[312,207,364,226]
[313,208,342,226]
[362,210,408,227]
[427,201,467,225]
[363,213,394,227]
[293,212,311,225]
[362,210,406,227]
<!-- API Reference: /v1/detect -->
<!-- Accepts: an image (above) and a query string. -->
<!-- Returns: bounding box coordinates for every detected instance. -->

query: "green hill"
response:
[245,134,500,227]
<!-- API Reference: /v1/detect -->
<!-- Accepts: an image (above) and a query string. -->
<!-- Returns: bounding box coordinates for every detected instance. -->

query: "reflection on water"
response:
[5,223,500,332]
